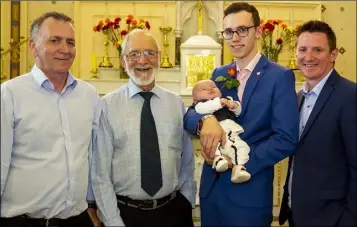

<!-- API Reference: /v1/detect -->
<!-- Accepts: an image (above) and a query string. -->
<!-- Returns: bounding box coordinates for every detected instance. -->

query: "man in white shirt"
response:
[91,29,195,226]
[1,11,101,227]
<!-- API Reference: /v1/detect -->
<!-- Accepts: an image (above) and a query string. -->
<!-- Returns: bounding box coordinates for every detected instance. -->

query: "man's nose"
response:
[137,53,148,64]
[305,50,314,60]
[232,32,241,42]
[59,41,70,53]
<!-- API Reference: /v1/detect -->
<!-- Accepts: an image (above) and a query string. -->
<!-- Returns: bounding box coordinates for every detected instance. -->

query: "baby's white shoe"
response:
[231,165,251,183]
[212,156,228,172]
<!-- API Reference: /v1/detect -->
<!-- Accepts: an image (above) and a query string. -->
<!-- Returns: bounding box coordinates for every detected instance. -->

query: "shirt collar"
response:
[301,69,333,97]
[31,64,77,90]
[127,78,161,99]
[236,52,262,72]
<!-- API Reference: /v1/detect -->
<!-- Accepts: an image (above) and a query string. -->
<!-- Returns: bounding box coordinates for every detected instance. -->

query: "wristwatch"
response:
[201,114,216,122]
[198,114,216,132]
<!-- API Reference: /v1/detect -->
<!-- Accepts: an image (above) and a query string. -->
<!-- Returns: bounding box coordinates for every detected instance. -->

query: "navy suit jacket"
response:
[184,55,299,210]
[279,70,357,226]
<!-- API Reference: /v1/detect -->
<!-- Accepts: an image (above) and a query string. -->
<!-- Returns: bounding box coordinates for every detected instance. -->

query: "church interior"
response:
[1,1,356,226]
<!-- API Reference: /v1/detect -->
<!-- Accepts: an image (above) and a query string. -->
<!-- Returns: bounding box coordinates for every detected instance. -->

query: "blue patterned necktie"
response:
[139,92,163,196]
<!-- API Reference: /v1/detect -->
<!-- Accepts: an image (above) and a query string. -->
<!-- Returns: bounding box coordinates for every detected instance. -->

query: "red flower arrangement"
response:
[93,15,150,54]
[260,19,290,62]
[214,67,239,89]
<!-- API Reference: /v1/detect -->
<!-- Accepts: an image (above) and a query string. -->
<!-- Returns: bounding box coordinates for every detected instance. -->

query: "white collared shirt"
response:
[1,65,99,218]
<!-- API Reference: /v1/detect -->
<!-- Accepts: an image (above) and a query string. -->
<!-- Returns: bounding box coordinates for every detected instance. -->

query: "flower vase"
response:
[117,46,129,79]
[120,66,129,79]
[270,54,279,63]
[262,50,279,63]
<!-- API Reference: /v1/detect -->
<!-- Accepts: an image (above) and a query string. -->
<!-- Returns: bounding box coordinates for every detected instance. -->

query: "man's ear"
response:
[29,39,38,57]
[120,55,126,70]
[329,48,338,63]
[255,26,263,39]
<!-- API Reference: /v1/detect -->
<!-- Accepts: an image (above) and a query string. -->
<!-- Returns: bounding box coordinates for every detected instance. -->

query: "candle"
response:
[91,53,97,71]
[164,5,168,26]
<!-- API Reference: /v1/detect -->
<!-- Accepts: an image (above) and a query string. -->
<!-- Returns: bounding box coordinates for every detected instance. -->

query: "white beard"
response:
[125,60,157,86]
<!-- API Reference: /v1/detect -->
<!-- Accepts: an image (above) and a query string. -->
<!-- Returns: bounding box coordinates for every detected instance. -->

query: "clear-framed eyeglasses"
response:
[125,49,159,61]
[221,25,256,40]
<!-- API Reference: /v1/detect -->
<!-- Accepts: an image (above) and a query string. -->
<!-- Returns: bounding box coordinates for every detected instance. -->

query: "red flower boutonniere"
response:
[214,67,240,89]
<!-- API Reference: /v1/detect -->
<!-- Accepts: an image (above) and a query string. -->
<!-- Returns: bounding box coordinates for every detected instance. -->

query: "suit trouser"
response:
[0,210,94,227]
[288,209,295,227]
[117,191,193,226]
[200,173,272,226]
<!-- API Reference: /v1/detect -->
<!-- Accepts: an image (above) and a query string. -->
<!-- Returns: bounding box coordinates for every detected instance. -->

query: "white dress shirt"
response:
[1,65,99,218]
[91,79,196,226]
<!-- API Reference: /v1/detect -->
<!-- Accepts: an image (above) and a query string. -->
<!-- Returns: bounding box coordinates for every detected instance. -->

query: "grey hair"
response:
[30,11,73,41]
[120,29,161,56]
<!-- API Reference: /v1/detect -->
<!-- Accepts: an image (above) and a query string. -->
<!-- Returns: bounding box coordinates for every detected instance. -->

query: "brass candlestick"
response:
[197,0,203,35]
[90,68,99,80]
[99,35,113,68]
[159,26,173,68]
[287,34,305,82]
[1,53,7,81]
[287,35,297,70]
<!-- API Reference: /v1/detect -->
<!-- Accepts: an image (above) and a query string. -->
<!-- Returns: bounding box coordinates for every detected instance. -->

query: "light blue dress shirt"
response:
[288,69,333,208]
[91,79,196,226]
[1,65,100,219]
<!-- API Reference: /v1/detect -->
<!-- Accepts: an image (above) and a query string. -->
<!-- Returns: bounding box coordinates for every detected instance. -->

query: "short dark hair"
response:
[223,2,260,27]
[296,20,337,52]
[30,12,73,41]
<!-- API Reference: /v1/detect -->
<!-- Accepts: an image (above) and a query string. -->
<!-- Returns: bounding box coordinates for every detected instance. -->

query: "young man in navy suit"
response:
[279,20,357,227]
[184,2,299,226]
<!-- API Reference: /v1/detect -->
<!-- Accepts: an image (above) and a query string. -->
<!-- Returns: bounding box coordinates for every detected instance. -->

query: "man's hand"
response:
[87,208,101,227]
[200,117,226,158]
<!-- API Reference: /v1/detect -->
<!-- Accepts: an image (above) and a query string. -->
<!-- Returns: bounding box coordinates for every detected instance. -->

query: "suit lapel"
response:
[297,91,305,112]
[240,56,269,117]
[299,70,339,140]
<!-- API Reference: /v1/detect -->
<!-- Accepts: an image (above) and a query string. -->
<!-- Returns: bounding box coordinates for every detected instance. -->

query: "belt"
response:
[116,191,177,210]
[16,215,64,227]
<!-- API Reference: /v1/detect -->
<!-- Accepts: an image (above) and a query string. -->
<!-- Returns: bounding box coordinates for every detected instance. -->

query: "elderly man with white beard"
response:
[91,29,195,226]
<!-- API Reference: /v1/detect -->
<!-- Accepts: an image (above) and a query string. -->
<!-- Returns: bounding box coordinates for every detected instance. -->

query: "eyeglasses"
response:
[125,50,158,61]
[221,26,256,40]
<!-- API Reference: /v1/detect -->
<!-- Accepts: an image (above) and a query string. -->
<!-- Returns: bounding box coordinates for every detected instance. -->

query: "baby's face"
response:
[194,80,222,101]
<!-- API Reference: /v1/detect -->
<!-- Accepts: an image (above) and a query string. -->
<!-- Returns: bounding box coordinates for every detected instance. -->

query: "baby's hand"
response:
[220,98,228,107]
[221,98,238,109]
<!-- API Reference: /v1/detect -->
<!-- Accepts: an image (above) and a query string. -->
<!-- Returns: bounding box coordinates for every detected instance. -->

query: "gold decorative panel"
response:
[185,54,215,89]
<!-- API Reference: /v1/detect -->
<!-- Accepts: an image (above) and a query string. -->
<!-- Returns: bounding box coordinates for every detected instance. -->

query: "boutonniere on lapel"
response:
[214,67,240,89]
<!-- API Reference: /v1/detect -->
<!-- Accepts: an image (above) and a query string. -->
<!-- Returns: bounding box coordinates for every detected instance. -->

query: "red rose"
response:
[113,24,119,29]
[276,38,283,45]
[126,19,131,25]
[228,68,235,77]
[114,17,121,24]
[264,23,275,32]
[121,30,128,36]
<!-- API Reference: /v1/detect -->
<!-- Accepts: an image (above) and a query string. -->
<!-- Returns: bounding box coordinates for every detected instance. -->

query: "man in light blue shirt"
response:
[279,20,356,227]
[1,12,100,227]
[91,29,195,226]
